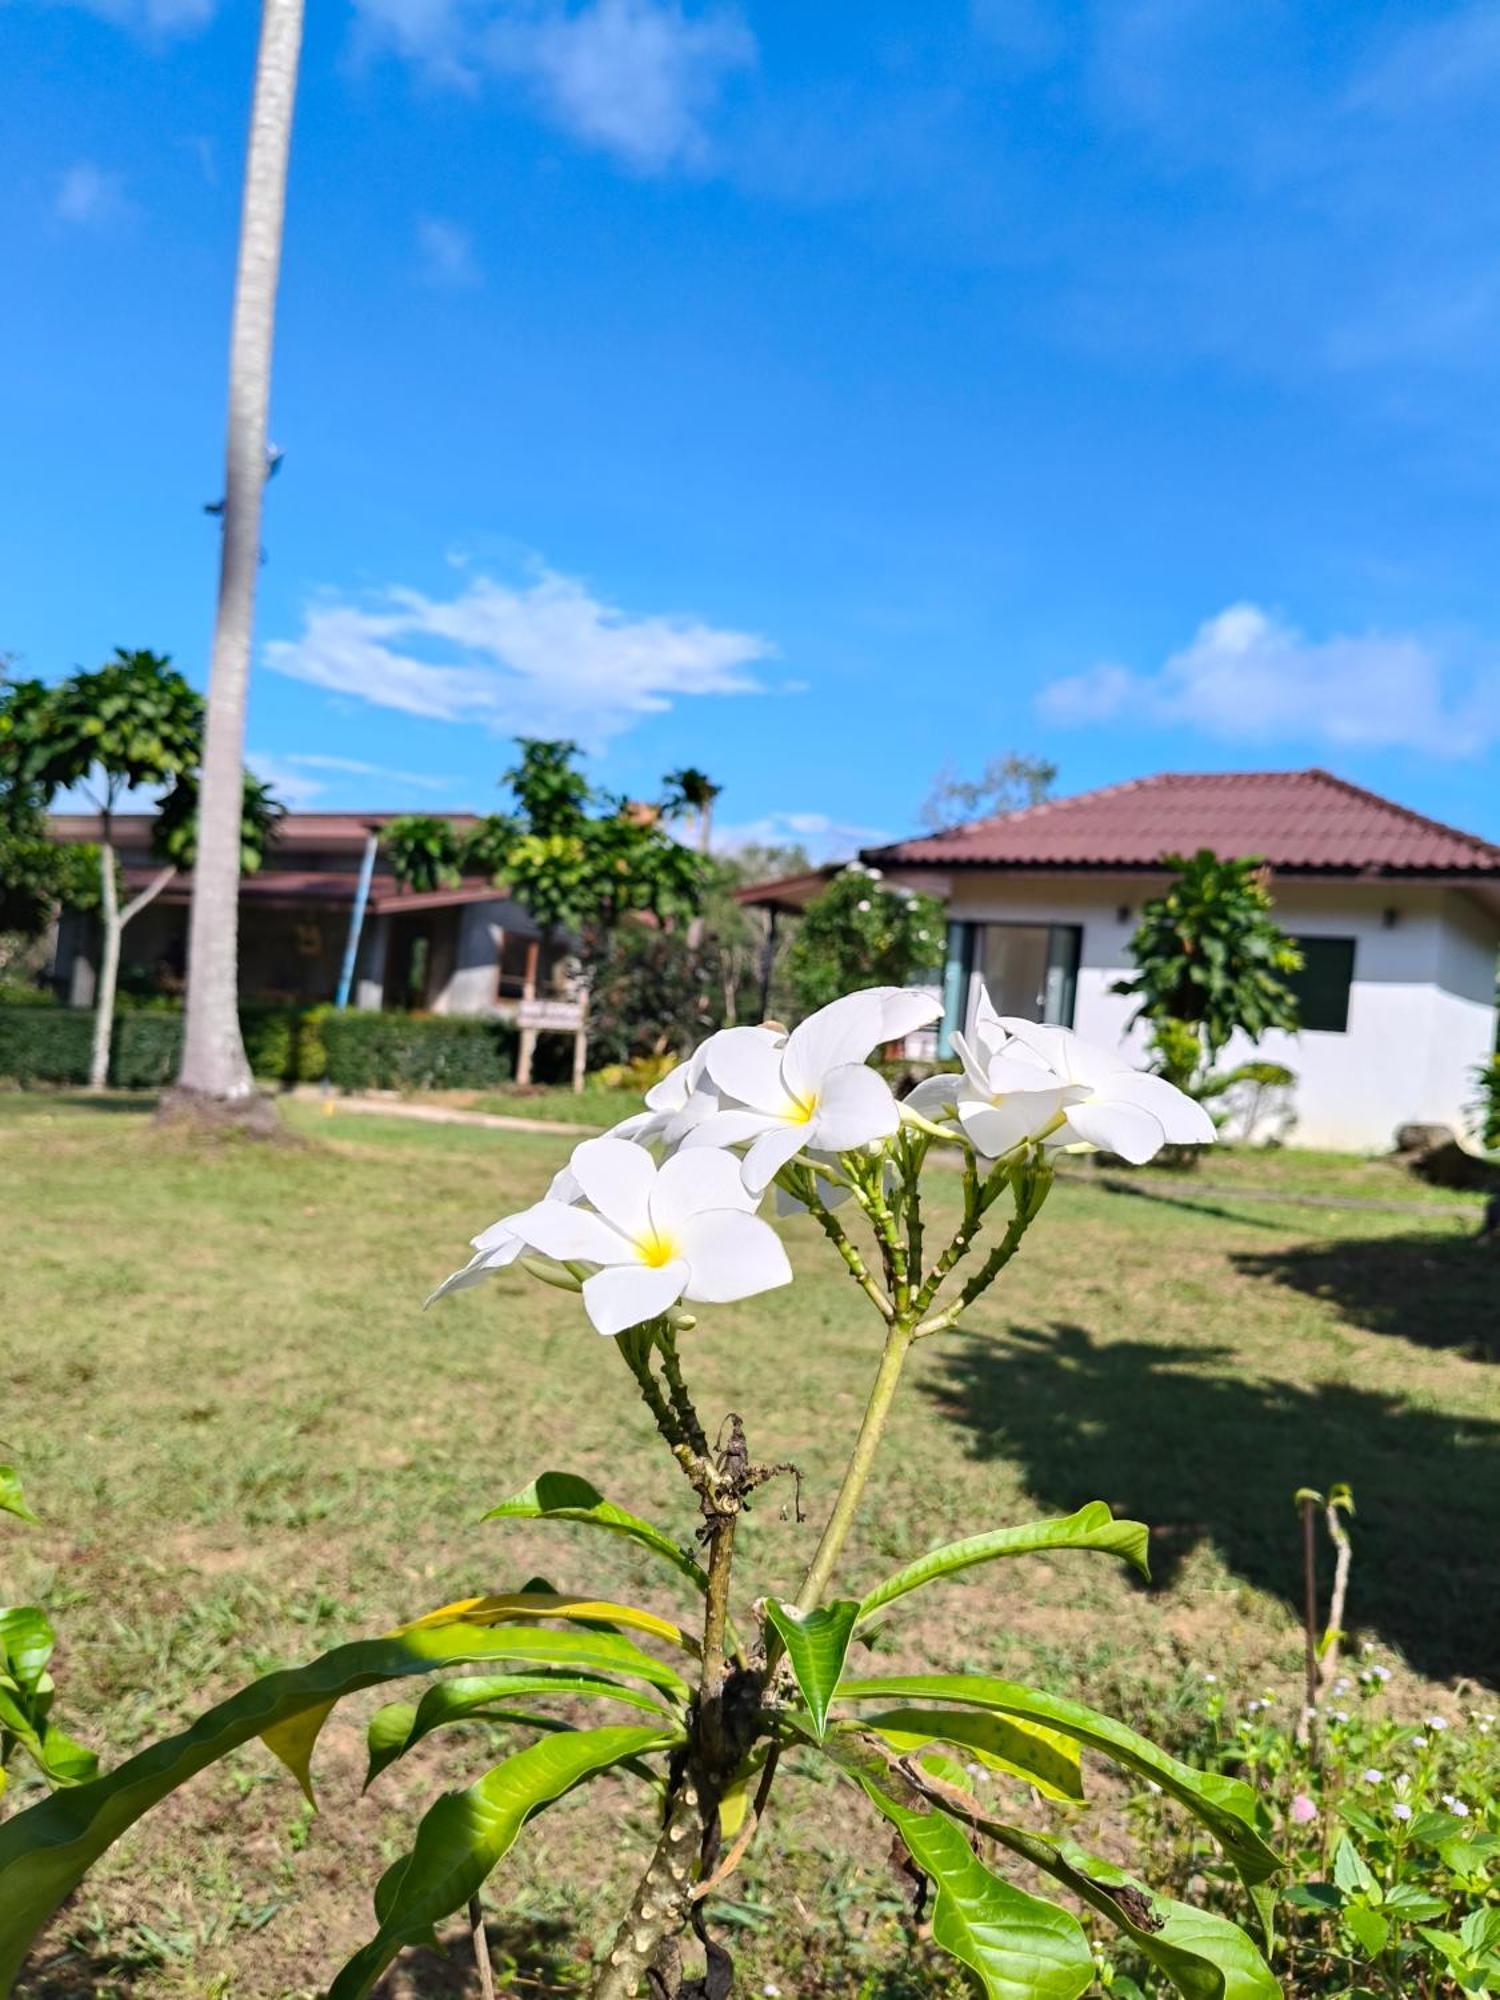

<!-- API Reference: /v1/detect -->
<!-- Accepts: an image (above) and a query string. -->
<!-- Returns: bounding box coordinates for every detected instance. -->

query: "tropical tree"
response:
[4,652,203,1086]
[920,751,1057,832]
[663,766,722,855]
[384,815,464,894]
[171,0,305,1123]
[1113,849,1303,1091]
[786,863,945,1019]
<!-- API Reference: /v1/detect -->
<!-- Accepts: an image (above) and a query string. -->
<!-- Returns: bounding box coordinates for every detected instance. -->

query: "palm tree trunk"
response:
[173,0,304,1110]
[88,835,119,1090]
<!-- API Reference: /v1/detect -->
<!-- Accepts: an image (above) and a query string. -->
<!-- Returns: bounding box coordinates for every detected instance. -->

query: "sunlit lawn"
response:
[3,1094,1494,1997]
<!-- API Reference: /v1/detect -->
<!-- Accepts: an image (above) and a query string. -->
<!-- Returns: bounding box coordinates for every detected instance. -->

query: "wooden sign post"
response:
[516,994,588,1092]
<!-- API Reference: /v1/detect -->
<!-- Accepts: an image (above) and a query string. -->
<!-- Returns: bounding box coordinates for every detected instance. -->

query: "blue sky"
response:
[6,0,1500,854]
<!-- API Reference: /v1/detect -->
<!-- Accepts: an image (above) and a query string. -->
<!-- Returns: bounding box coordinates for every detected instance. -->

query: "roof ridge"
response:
[1299,766,1500,860]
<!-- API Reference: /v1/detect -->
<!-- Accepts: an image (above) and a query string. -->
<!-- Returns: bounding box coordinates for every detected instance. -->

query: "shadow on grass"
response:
[1094,1176,1290,1233]
[1234,1231,1497,1362]
[923,1322,1500,1685]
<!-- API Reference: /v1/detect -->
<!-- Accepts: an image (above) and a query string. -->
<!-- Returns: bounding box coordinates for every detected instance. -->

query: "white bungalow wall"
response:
[895,869,1498,1153]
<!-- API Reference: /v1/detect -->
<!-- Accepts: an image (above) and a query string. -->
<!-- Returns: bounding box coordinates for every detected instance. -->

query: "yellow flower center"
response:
[784,1091,819,1125]
[636,1232,680,1269]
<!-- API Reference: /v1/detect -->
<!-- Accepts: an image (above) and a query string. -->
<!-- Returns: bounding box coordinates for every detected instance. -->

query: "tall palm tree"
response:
[171,0,304,1120]
[664,767,722,855]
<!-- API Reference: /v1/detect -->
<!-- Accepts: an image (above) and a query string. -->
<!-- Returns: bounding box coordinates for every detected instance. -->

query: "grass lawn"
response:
[2,1094,1495,1998]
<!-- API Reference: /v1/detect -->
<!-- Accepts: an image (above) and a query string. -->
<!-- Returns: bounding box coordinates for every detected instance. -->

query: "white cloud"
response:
[54,161,133,227]
[284,754,452,792]
[354,0,754,170]
[264,561,774,745]
[244,754,330,811]
[416,214,481,287]
[1036,602,1500,757]
[714,811,892,866]
[246,751,454,807]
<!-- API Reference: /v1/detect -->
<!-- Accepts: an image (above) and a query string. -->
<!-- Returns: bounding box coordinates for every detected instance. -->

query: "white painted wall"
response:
[892,868,1499,1153]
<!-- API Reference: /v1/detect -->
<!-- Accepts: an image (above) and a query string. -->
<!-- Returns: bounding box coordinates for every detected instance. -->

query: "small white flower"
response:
[1392,1802,1412,1822]
[1412,1735,1428,1749]
[506,1137,792,1336]
[1425,1716,1449,1732]
[1368,1665,1392,1684]
[691,988,940,1193]
[856,898,872,913]
[1246,1699,1267,1715]
[1394,1773,1410,1793]
[1361,1769,1383,1785]
[1441,1794,1470,1817]
[1333,1677,1353,1696]
[1202,1673,1218,1685]
[428,1165,581,1303]
[1331,1710,1350,1723]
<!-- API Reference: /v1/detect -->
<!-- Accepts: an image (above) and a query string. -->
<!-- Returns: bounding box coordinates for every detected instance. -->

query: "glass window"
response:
[967,923,1081,1029]
[1289,936,1356,1033]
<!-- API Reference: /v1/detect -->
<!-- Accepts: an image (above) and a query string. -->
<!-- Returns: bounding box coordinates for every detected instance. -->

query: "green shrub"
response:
[321,1011,515,1091]
[239,1004,304,1085]
[0,1005,92,1084]
[1472,1053,1500,1151]
[296,1004,332,1084]
[110,1013,184,1088]
[0,980,56,1008]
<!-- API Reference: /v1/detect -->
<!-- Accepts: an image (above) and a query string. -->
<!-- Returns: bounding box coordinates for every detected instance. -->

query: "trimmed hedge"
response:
[0,1002,513,1092]
[322,1011,514,1091]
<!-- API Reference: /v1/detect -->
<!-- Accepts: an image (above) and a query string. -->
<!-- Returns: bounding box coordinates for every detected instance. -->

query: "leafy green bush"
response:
[321,1011,515,1091]
[1471,1054,1500,1151]
[0,1005,93,1085]
[239,1004,307,1085]
[786,864,945,1019]
[1113,1662,1499,1997]
[0,980,55,1008]
[109,1013,183,1088]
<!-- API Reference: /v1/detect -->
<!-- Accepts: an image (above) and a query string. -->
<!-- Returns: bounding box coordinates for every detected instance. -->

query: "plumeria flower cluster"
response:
[906,985,1215,1163]
[430,980,1213,1338]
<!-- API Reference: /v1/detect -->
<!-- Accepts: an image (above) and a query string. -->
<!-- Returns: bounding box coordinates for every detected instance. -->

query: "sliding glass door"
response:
[940,920,1081,1053]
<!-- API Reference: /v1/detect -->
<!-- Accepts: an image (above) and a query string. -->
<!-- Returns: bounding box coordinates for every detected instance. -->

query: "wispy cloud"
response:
[41,0,214,35]
[354,0,755,171]
[247,752,456,807]
[416,215,481,287]
[714,811,891,865]
[265,560,774,745]
[285,754,453,791]
[54,161,134,227]
[1036,602,1500,757]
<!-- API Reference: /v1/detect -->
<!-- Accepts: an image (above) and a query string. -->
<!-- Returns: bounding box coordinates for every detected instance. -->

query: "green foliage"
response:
[151,770,283,875]
[321,1012,515,1091]
[0,1003,326,1088]
[1114,852,1304,1087]
[855,1501,1150,1625]
[786,865,945,1018]
[1124,1662,1500,1997]
[1470,1053,1500,1150]
[7,651,202,810]
[1,1475,96,1812]
[0,1471,37,1528]
[764,1599,861,1739]
[384,815,465,893]
[483,1471,711,1596]
[584,921,741,1064]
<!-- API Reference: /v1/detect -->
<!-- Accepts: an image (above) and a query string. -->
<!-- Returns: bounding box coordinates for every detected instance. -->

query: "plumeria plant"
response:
[0,984,1283,2000]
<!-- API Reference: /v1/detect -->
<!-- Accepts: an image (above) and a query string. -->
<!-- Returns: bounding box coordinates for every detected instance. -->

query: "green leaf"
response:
[0,1610,54,1696]
[365,1702,420,1788]
[408,1588,696,1656]
[764,1600,860,1741]
[1343,1906,1389,1959]
[484,1472,709,1595]
[856,1503,1150,1626]
[1378,1885,1446,1921]
[850,1706,1084,1803]
[329,1724,679,1999]
[836,1673,1279,1943]
[364,1671,674,1786]
[1462,1909,1500,1959]
[1332,1837,1376,1900]
[1284,1883,1342,1913]
[0,1620,684,1993]
[0,1469,38,1526]
[862,1785,1093,2000]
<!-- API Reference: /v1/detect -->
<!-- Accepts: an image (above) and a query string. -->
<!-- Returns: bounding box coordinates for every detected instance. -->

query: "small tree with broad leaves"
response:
[0,983,1280,2000]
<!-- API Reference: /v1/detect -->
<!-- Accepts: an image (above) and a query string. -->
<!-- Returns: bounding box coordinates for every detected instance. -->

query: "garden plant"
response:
[0,983,1293,2000]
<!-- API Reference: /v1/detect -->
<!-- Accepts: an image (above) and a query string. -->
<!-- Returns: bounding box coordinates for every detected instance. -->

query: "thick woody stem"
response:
[590,1780,702,2000]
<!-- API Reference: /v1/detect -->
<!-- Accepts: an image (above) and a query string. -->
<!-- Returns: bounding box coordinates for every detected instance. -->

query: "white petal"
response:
[807,1062,899,1152]
[956,1091,1064,1156]
[1106,1071,1217,1145]
[983,1049,1068,1093]
[679,1210,793,1304]
[1001,1017,1128,1087]
[950,1030,993,1096]
[1060,1097,1166,1164]
[510,1199,632,1265]
[742,1122,813,1194]
[683,1107,783,1150]
[872,986,943,1043]
[650,1147,757,1236]
[472,1215,525,1253]
[582,1260,690,1337]
[781,991,886,1098]
[605,1108,660,1142]
[642,1060,692,1113]
[425,1242,520,1305]
[701,1027,789,1112]
[903,1074,962,1121]
[547,1167,582,1203]
[661,1087,724,1150]
[688,1023,780,1093]
[568,1136,657,1238]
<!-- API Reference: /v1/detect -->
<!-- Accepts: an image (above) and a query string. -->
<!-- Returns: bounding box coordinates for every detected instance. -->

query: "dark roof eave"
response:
[863,850,1500,881]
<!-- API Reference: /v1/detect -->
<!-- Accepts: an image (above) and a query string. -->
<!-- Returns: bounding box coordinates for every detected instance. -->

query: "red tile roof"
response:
[866,769,1500,877]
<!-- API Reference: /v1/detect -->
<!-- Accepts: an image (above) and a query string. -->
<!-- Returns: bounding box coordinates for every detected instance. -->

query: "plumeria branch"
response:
[790,1170,894,1320]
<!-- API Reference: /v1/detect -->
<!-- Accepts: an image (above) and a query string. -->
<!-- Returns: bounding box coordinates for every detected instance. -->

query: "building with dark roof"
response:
[747,769,1500,1150]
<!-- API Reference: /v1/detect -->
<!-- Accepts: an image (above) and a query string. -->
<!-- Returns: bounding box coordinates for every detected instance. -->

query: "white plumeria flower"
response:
[688,987,941,1194]
[605,1034,749,1150]
[997,1015,1216,1162]
[905,989,1084,1157]
[428,1166,581,1304]
[505,1136,792,1337]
